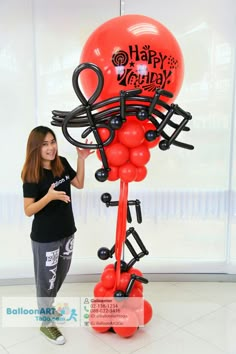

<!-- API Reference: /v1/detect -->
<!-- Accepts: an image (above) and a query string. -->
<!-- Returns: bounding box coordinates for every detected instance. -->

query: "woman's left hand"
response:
[76,139,94,160]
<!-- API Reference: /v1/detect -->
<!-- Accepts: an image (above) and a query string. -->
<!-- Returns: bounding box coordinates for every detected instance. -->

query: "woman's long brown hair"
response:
[21,126,64,183]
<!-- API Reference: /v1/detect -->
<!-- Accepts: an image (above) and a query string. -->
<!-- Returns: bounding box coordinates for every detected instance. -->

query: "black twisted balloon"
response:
[51,62,194,181]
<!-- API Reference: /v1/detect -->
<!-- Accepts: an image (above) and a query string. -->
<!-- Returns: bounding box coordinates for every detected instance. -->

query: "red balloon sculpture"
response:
[52,14,194,338]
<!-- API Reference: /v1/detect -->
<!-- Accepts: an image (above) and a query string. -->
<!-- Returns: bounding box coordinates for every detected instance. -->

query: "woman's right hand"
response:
[47,184,71,203]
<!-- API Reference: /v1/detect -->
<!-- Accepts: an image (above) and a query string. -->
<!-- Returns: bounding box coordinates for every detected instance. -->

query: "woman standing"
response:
[21,126,93,345]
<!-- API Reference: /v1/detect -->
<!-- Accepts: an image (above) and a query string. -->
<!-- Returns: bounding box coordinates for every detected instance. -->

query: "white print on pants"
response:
[46,249,59,266]
[63,238,74,256]
[48,267,57,290]
[46,249,59,290]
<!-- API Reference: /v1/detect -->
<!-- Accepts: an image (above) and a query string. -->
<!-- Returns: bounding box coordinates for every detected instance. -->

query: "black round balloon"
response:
[115,260,128,272]
[159,140,170,150]
[95,168,108,182]
[136,109,148,121]
[109,116,123,130]
[101,192,112,203]
[145,130,157,141]
[97,247,111,260]
[114,290,126,301]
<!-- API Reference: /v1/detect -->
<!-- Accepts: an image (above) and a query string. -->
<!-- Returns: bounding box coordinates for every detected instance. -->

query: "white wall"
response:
[0,0,235,280]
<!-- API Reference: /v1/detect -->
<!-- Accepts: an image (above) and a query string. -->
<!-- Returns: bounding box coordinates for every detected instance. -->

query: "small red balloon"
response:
[97,127,111,142]
[93,282,107,297]
[117,272,131,292]
[134,280,144,292]
[119,162,137,183]
[101,268,116,289]
[130,144,150,166]
[126,287,143,310]
[103,263,115,271]
[135,299,153,326]
[105,289,115,297]
[128,268,143,277]
[89,310,111,333]
[107,165,119,181]
[106,142,129,166]
[118,120,145,148]
[113,308,139,338]
[134,166,147,182]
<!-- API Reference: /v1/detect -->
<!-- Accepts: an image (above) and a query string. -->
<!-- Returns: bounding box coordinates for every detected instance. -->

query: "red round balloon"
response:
[101,268,116,289]
[89,310,111,333]
[117,272,131,292]
[113,308,139,338]
[119,162,137,183]
[80,14,184,103]
[107,165,119,181]
[134,166,147,182]
[135,299,153,326]
[97,127,111,142]
[93,282,107,297]
[134,280,144,292]
[118,120,145,148]
[105,289,115,298]
[128,268,143,277]
[126,287,143,310]
[106,142,129,166]
[130,144,150,166]
[104,263,115,271]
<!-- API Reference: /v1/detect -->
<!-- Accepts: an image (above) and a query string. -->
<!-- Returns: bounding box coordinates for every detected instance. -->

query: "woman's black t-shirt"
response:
[23,156,77,243]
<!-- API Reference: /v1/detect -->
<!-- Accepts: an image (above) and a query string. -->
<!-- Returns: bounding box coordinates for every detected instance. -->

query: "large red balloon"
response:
[80,14,184,103]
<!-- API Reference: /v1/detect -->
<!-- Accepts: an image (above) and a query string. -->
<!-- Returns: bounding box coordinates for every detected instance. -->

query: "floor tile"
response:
[57,282,95,297]
[7,327,119,354]
[0,345,9,354]
[0,285,35,297]
[0,327,38,349]
[172,282,236,305]
[183,306,236,353]
[133,328,226,354]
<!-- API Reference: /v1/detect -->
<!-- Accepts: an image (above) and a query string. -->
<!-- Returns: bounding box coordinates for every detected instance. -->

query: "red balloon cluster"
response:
[90,264,153,338]
[97,117,161,182]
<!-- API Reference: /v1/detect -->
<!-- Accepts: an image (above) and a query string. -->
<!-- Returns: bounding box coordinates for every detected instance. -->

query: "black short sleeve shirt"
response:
[23,156,77,242]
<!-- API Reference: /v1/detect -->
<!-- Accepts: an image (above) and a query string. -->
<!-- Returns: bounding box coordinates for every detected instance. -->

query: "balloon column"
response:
[51,14,194,338]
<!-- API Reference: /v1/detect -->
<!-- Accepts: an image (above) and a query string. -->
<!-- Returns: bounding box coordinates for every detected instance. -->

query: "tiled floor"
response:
[1,281,236,354]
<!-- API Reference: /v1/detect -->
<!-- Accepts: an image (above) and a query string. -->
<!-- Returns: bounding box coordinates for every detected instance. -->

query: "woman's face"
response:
[40,132,57,167]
